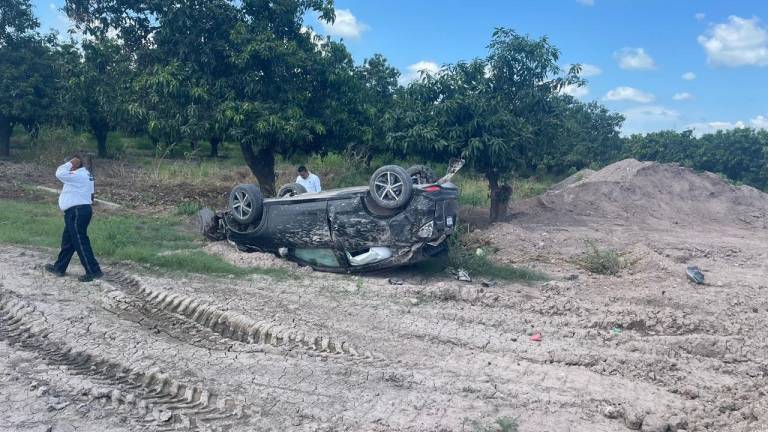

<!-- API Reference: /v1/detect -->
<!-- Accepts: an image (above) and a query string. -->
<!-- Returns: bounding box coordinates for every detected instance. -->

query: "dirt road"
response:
[1,160,767,431]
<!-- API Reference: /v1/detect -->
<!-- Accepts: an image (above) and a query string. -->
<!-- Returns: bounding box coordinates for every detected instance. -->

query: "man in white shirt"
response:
[44,154,103,282]
[295,165,321,193]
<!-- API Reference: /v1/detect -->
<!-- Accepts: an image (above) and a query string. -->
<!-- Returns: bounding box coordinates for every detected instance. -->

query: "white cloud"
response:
[681,72,697,80]
[673,92,693,101]
[569,63,602,77]
[398,61,440,86]
[318,9,369,39]
[685,121,747,136]
[751,115,768,129]
[614,47,656,70]
[698,16,768,67]
[621,105,680,135]
[695,13,706,22]
[604,86,655,103]
[561,84,590,98]
[683,115,768,136]
[576,0,594,6]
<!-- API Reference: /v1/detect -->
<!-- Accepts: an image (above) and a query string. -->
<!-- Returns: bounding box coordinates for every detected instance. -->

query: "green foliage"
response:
[61,37,134,157]
[0,0,38,43]
[0,32,61,156]
[175,201,204,216]
[579,241,624,276]
[384,28,590,220]
[623,128,768,190]
[0,199,288,277]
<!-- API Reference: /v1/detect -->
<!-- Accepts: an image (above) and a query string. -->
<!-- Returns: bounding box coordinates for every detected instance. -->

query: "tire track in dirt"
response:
[0,291,246,431]
[104,271,382,360]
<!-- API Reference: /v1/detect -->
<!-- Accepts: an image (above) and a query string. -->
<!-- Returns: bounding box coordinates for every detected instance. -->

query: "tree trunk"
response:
[89,114,110,158]
[95,129,108,158]
[487,172,512,223]
[209,136,221,158]
[0,115,11,158]
[240,141,276,197]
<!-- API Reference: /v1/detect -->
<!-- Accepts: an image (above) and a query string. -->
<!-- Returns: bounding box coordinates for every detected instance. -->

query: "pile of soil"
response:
[509,159,768,229]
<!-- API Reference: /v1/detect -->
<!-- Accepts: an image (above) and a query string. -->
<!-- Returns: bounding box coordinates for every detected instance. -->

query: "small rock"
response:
[624,410,645,430]
[152,408,173,423]
[602,405,624,419]
[481,280,497,288]
[565,274,579,281]
[388,278,404,285]
[641,414,670,432]
[47,397,70,411]
[408,298,419,306]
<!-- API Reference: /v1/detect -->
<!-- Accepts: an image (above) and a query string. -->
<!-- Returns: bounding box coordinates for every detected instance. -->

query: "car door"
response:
[327,196,392,252]
[264,198,334,248]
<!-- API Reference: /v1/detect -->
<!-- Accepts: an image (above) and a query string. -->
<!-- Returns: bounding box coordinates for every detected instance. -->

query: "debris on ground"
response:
[530,333,542,342]
[388,278,405,285]
[456,269,471,282]
[686,266,705,284]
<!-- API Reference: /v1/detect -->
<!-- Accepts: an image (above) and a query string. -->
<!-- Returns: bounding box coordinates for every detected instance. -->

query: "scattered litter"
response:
[481,279,497,288]
[565,274,579,281]
[388,278,405,285]
[530,333,542,342]
[456,269,471,282]
[610,327,623,336]
[475,248,486,257]
[686,266,705,284]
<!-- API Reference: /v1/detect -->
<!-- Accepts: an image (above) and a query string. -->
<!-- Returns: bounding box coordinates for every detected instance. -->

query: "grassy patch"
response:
[578,240,625,275]
[414,227,546,283]
[447,230,547,282]
[0,199,289,278]
[175,200,204,216]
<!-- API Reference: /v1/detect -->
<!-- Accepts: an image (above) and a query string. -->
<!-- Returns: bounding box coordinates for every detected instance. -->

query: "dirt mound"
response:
[509,159,768,229]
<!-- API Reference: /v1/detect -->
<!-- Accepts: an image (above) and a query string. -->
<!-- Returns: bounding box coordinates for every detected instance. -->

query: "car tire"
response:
[228,184,263,225]
[407,165,438,185]
[368,165,413,209]
[277,182,308,198]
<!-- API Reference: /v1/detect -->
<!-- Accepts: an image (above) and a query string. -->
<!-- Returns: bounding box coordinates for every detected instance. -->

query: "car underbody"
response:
[200,162,463,272]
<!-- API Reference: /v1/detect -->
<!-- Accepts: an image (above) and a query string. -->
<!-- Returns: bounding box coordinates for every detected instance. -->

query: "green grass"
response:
[414,227,547,283]
[578,240,625,275]
[0,199,292,278]
[175,201,204,216]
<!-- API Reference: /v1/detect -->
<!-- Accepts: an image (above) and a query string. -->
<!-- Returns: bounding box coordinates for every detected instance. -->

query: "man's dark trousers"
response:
[53,204,101,276]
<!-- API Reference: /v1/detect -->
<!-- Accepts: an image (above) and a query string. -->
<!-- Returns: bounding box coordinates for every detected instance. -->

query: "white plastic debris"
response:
[346,247,393,266]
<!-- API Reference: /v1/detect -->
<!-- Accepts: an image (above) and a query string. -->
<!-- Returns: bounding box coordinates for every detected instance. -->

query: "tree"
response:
[224,1,365,196]
[549,98,624,173]
[386,28,580,221]
[0,0,60,157]
[61,37,133,157]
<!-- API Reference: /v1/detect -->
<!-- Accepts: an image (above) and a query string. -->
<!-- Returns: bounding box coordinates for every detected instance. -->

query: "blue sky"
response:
[34,0,768,136]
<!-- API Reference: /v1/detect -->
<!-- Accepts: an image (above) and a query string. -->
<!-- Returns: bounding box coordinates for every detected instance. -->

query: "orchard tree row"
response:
[5,0,763,220]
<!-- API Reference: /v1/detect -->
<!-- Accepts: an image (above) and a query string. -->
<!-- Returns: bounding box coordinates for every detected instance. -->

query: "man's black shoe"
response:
[44,264,65,277]
[78,272,103,282]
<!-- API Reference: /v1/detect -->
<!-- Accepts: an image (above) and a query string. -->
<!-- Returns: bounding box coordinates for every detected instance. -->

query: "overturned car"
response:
[199,161,463,273]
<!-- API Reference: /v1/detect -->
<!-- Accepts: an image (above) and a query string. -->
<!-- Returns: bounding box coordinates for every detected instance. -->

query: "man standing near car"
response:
[44,154,103,282]
[296,165,321,192]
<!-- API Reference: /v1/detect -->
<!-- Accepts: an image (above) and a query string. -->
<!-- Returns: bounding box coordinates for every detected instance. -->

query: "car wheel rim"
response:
[232,191,252,219]
[374,171,404,202]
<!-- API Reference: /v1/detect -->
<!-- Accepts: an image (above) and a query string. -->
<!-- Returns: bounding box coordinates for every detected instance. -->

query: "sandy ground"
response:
[1,160,768,431]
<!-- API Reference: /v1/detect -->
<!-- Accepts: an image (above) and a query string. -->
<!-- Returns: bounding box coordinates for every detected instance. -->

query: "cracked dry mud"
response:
[2,160,768,431]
